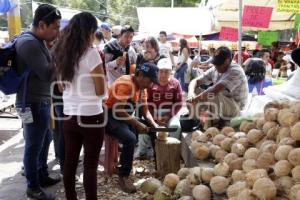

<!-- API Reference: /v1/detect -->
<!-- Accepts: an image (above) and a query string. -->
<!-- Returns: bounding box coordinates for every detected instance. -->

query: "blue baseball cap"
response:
[136,62,159,84]
[100,22,111,31]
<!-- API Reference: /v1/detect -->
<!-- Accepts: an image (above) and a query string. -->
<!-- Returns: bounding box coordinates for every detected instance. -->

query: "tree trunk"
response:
[155,137,181,177]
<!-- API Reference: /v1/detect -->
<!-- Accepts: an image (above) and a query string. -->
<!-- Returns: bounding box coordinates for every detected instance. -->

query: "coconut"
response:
[201,168,215,183]
[240,121,256,133]
[227,181,247,198]
[256,118,266,130]
[262,121,277,134]
[177,168,190,180]
[140,178,162,194]
[289,184,300,200]
[220,138,235,152]
[153,185,172,200]
[288,148,300,166]
[274,146,292,161]
[236,137,250,149]
[244,148,259,160]
[231,143,246,156]
[174,179,192,198]
[214,149,228,162]
[231,170,246,183]
[213,134,226,146]
[274,176,294,195]
[290,102,300,119]
[240,121,250,132]
[178,197,194,200]
[209,144,221,157]
[221,126,235,136]
[255,136,268,149]
[247,129,264,144]
[278,109,298,127]
[205,127,220,137]
[264,108,279,121]
[232,132,247,140]
[291,122,300,141]
[163,173,180,190]
[274,160,292,177]
[192,185,211,200]
[191,141,210,160]
[245,169,268,187]
[186,167,202,186]
[191,130,203,141]
[157,132,169,141]
[224,153,239,165]
[214,161,230,177]
[259,143,278,155]
[292,166,300,182]
[252,178,276,200]
[229,158,244,171]
[266,126,279,140]
[276,127,291,143]
[237,189,256,200]
[278,137,297,146]
[256,152,275,170]
[242,159,257,173]
[209,176,229,194]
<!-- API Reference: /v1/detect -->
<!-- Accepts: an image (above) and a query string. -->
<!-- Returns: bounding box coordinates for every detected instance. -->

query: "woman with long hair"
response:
[245,59,268,95]
[175,38,190,92]
[53,12,105,200]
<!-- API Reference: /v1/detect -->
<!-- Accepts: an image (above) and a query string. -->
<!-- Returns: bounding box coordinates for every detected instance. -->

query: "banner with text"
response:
[258,31,279,46]
[277,0,300,13]
[219,27,238,42]
[242,5,273,28]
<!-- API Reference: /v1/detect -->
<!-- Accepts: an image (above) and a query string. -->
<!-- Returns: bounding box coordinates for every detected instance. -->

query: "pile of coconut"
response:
[140,101,300,200]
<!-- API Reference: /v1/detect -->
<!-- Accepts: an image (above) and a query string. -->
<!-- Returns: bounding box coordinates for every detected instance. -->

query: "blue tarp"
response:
[0,0,16,13]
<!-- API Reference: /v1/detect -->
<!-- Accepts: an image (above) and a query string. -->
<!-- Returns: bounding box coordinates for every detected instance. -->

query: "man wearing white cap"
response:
[137,58,183,159]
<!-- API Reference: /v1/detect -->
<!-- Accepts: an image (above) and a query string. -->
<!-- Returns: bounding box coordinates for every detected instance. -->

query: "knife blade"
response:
[149,127,178,132]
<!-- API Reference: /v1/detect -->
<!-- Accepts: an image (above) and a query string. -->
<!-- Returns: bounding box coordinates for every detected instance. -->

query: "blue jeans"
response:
[54,104,65,174]
[18,101,52,188]
[175,63,188,92]
[105,111,138,177]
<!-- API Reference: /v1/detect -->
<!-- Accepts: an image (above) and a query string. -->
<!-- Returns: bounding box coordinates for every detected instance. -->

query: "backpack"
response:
[0,33,31,95]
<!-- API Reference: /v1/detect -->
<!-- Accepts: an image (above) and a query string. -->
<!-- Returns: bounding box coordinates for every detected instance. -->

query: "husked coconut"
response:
[213,134,226,146]
[231,170,246,183]
[245,169,268,187]
[163,173,180,190]
[291,122,300,141]
[209,176,229,194]
[229,158,244,171]
[214,149,228,162]
[247,129,264,144]
[266,126,279,140]
[244,148,259,160]
[192,185,211,200]
[232,132,247,140]
[276,127,291,143]
[278,109,298,127]
[240,121,256,133]
[204,127,220,137]
[290,102,300,119]
[140,178,162,194]
[220,138,235,152]
[174,179,192,198]
[177,168,190,180]
[256,152,275,170]
[214,162,230,177]
[209,144,221,157]
[252,178,276,200]
[274,145,293,161]
[224,153,239,165]
[237,189,256,200]
[221,126,235,136]
[190,141,210,160]
[262,121,277,134]
[259,143,277,155]
[292,166,300,182]
[186,167,202,186]
[242,159,257,172]
[274,176,294,195]
[231,143,245,156]
[191,130,203,141]
[236,137,250,149]
[264,107,279,121]
[288,148,300,166]
[153,185,172,200]
[201,168,215,183]
[289,184,300,200]
[273,160,292,177]
[255,136,268,149]
[278,137,297,146]
[226,181,247,198]
[157,132,169,141]
[255,117,266,130]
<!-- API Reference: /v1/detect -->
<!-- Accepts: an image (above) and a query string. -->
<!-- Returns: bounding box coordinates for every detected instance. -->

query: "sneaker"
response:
[118,176,137,193]
[40,176,61,187]
[26,187,55,200]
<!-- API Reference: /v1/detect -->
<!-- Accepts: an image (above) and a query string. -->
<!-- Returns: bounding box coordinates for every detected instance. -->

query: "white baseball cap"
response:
[157,58,172,70]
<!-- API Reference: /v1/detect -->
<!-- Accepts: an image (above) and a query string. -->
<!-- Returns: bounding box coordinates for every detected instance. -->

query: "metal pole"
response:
[171,0,174,8]
[238,0,243,66]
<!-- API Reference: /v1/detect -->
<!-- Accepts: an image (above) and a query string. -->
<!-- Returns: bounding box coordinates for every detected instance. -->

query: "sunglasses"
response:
[41,9,61,21]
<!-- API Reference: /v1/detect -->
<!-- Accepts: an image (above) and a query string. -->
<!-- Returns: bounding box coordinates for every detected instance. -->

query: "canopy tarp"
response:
[0,0,16,13]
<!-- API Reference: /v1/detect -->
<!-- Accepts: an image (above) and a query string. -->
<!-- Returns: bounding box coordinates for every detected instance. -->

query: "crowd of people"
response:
[9,3,300,200]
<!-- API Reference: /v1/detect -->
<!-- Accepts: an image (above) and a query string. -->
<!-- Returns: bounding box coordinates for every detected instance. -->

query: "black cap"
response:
[291,48,300,67]
[212,46,232,66]
[136,62,159,84]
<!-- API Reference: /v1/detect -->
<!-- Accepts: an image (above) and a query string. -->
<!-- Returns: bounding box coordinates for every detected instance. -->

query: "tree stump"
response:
[155,137,181,177]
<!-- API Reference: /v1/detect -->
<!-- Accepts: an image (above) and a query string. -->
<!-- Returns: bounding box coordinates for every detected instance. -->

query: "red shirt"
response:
[234,51,250,63]
[147,78,183,120]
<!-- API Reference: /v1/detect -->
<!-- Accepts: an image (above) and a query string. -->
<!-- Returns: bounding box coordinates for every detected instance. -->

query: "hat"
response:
[100,22,111,31]
[112,25,122,36]
[157,58,172,70]
[212,46,232,66]
[291,48,300,66]
[136,62,159,84]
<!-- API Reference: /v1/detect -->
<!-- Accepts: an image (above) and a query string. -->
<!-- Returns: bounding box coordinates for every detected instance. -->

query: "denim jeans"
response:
[175,63,188,92]
[18,100,52,189]
[54,104,64,174]
[105,111,138,177]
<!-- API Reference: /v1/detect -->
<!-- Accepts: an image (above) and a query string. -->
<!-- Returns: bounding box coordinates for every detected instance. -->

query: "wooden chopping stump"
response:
[155,137,181,177]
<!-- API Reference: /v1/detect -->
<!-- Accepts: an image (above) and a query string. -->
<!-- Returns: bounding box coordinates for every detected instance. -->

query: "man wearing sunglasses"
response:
[15,4,61,200]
